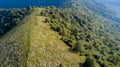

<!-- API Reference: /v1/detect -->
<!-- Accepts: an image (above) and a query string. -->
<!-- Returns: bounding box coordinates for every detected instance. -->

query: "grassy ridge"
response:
[0,8,85,67]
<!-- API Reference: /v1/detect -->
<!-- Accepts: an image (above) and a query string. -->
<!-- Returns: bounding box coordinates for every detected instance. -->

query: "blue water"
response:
[0,0,40,8]
[0,0,66,8]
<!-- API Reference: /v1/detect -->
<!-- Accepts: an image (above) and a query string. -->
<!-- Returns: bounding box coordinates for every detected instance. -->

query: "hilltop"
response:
[0,8,85,67]
[0,0,120,67]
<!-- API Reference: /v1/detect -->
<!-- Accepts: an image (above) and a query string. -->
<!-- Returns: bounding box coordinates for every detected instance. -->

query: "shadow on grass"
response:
[68,47,78,53]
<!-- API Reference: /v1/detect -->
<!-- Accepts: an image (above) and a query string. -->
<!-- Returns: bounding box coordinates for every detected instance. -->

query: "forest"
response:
[0,7,33,36]
[40,6,120,67]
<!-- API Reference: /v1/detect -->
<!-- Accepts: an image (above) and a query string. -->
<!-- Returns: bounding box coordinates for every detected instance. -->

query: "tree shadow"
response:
[68,47,78,53]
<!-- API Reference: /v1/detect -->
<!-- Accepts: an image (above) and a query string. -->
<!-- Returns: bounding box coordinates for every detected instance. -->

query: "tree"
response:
[83,56,100,67]
[73,41,84,52]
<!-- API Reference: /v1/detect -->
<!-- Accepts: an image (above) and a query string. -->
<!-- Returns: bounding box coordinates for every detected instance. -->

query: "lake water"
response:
[0,0,66,8]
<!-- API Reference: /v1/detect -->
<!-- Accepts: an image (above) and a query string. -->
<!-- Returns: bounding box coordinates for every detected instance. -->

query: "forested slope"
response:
[0,8,32,36]
[40,6,120,67]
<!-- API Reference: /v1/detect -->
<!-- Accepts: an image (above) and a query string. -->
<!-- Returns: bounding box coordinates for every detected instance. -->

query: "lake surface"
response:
[0,0,66,8]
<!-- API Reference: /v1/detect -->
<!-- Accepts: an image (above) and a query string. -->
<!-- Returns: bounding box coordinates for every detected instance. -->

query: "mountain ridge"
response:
[0,8,85,67]
[0,0,120,67]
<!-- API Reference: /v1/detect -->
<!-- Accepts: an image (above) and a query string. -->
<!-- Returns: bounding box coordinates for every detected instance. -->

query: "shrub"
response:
[83,56,100,67]
[101,62,114,67]
[73,41,85,52]
[61,37,76,47]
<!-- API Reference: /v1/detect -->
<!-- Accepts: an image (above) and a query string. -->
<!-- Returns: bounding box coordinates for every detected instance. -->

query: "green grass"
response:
[0,8,85,67]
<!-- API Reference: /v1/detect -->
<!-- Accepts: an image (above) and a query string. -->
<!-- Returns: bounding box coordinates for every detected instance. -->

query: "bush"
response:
[61,37,76,47]
[57,64,63,67]
[107,55,120,65]
[101,62,114,67]
[83,56,100,67]
[73,41,85,52]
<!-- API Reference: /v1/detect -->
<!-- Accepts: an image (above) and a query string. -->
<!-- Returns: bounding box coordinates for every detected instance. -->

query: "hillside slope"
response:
[0,0,120,67]
[40,6,120,67]
[0,8,85,67]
